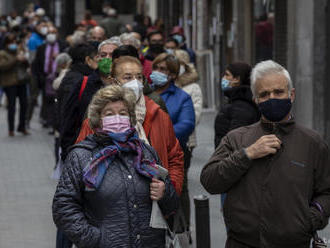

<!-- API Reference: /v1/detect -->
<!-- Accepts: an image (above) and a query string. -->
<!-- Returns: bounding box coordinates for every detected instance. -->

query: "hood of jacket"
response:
[224,85,254,103]
[175,64,199,87]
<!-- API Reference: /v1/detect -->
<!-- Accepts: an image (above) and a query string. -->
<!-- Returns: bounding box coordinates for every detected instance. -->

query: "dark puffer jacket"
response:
[52,135,179,248]
[214,86,260,148]
[57,63,95,160]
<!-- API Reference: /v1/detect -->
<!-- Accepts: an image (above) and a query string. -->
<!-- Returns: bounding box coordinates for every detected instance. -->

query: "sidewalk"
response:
[1,104,329,247]
[0,105,57,247]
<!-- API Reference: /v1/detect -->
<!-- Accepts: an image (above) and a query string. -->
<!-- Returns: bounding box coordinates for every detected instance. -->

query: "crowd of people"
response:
[2,3,330,248]
[0,3,202,248]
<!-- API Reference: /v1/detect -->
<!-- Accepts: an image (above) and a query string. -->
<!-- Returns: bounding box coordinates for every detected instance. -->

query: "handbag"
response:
[165,206,190,248]
[312,232,327,248]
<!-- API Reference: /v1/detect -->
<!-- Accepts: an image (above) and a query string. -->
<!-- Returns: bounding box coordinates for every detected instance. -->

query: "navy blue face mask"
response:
[258,98,292,122]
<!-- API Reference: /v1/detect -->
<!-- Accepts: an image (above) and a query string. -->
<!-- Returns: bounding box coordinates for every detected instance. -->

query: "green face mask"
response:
[98,58,112,75]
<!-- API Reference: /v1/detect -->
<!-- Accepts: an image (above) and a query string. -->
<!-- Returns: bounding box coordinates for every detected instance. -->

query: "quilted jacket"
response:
[160,82,195,149]
[52,135,179,248]
[75,96,184,195]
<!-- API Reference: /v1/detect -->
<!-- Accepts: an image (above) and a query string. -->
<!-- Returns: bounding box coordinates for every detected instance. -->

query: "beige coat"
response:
[175,64,203,148]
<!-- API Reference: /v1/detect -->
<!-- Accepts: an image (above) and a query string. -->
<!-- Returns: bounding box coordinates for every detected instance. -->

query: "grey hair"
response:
[119,32,141,49]
[250,60,293,98]
[88,85,136,129]
[55,53,72,67]
[71,30,86,46]
[98,36,122,52]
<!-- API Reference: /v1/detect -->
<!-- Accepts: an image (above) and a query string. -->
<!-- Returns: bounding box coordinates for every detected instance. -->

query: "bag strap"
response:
[313,232,327,247]
[78,76,88,101]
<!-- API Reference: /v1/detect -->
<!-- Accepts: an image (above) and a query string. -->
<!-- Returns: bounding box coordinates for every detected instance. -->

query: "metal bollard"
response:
[194,194,210,248]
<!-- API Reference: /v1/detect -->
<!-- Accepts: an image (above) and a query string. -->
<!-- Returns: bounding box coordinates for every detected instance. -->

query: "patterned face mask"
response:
[98,58,112,75]
[102,115,131,133]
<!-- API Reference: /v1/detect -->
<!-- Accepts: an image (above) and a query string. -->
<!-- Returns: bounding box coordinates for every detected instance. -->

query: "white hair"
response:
[119,32,141,49]
[71,30,86,46]
[250,60,293,98]
[98,36,122,52]
[55,53,72,67]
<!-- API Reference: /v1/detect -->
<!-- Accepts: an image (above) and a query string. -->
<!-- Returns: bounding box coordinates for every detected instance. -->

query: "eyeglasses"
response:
[153,65,169,74]
[117,74,144,83]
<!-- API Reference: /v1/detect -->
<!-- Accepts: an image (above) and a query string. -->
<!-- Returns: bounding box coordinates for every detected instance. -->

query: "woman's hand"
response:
[150,178,165,201]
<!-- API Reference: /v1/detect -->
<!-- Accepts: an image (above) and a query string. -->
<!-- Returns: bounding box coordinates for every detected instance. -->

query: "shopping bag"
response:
[165,206,190,248]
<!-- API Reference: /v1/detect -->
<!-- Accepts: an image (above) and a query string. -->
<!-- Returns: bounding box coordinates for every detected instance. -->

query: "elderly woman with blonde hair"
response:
[52,85,179,248]
[173,49,203,234]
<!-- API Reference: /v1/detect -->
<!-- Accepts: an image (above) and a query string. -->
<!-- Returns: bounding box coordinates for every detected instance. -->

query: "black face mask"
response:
[258,98,292,122]
[149,44,164,54]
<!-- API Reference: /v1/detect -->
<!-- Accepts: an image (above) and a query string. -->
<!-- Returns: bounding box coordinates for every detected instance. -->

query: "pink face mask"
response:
[102,115,131,133]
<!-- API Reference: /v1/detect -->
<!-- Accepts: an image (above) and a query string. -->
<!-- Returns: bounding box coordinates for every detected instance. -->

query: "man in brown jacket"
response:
[201,60,330,248]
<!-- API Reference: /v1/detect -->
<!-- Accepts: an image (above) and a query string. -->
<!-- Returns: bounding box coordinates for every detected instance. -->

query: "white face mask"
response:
[179,65,186,76]
[122,79,144,101]
[40,26,48,36]
[46,33,56,43]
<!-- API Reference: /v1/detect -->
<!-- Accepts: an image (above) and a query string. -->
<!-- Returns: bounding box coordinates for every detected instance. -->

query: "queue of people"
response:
[2,4,330,248]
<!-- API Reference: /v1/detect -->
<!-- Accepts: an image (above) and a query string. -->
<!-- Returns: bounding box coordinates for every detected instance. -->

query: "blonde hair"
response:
[152,53,180,77]
[110,56,143,78]
[88,85,136,129]
[173,49,190,64]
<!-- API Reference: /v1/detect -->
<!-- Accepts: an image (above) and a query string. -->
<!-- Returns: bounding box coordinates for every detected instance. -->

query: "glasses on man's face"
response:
[119,73,144,83]
[153,65,169,74]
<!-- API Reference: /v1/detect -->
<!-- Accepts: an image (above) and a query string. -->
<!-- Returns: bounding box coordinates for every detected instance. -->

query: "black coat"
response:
[214,86,260,148]
[32,41,67,88]
[57,63,96,160]
[52,135,179,248]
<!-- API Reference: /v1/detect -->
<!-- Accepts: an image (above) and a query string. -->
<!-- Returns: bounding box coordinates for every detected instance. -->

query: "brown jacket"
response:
[201,119,330,247]
[0,50,18,87]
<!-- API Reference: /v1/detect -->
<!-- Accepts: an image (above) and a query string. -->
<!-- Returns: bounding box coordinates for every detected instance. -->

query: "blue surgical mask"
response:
[172,34,183,44]
[221,78,231,91]
[8,43,17,51]
[166,48,174,54]
[150,71,168,88]
[258,98,292,122]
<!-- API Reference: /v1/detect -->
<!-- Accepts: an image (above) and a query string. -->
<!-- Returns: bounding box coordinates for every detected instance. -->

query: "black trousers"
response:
[3,84,27,132]
[180,145,193,228]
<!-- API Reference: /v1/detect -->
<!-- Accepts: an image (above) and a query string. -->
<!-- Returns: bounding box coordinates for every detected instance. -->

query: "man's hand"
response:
[245,135,282,160]
[150,178,165,201]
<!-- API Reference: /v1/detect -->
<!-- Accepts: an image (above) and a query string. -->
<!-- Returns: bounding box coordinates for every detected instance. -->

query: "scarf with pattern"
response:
[82,128,158,190]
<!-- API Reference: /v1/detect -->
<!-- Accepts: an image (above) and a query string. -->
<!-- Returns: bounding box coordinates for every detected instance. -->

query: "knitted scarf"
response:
[82,128,158,190]
[135,95,149,144]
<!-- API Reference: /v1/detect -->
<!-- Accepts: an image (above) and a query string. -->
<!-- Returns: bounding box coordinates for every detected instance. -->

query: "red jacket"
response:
[140,55,152,83]
[76,96,184,195]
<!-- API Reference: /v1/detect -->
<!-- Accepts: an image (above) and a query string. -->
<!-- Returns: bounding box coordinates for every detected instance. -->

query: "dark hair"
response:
[68,43,98,64]
[84,10,92,20]
[226,62,252,86]
[147,30,163,42]
[134,14,144,25]
[4,33,16,47]
[165,37,179,47]
[112,45,139,60]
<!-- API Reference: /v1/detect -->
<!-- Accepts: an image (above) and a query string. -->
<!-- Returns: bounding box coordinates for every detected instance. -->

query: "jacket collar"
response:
[161,82,176,95]
[260,115,295,134]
